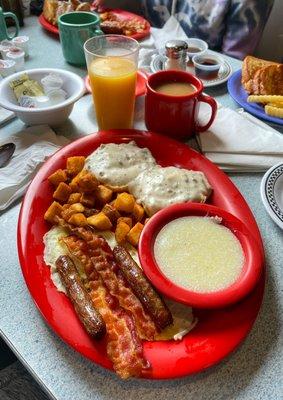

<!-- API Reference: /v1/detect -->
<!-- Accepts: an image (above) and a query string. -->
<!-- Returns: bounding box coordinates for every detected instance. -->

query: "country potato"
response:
[101,204,120,223]
[115,221,131,244]
[68,212,88,226]
[70,170,98,193]
[44,201,63,223]
[48,169,67,186]
[87,212,112,230]
[66,156,85,175]
[127,222,144,246]
[95,185,113,204]
[117,217,132,228]
[132,203,144,222]
[53,182,72,202]
[114,193,135,213]
[80,192,95,208]
[68,192,81,204]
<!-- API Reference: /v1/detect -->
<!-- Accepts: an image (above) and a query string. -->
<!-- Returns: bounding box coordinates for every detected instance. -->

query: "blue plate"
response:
[227,69,283,126]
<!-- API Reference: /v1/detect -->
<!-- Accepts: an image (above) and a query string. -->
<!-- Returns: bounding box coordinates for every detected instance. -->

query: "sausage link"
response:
[113,246,173,330]
[56,255,106,339]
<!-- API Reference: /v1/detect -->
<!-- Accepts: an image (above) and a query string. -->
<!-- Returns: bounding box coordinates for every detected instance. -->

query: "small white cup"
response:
[0,40,14,59]
[187,38,208,65]
[6,48,25,72]
[12,36,30,58]
[0,60,16,77]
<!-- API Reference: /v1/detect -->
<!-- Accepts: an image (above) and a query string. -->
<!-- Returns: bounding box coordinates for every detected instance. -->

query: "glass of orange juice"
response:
[84,35,139,130]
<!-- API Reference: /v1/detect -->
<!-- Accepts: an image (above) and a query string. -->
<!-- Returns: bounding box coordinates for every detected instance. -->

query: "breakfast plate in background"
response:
[150,53,233,88]
[261,162,283,229]
[228,70,283,126]
[39,8,151,40]
[18,129,265,380]
[85,70,148,97]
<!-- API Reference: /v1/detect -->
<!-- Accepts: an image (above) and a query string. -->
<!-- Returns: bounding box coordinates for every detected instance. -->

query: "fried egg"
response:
[44,226,69,294]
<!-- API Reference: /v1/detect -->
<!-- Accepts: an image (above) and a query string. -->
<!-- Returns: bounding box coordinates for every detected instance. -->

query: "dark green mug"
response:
[0,6,19,41]
[58,12,103,66]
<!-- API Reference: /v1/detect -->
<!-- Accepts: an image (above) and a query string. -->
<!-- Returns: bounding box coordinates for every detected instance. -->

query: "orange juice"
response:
[89,57,137,129]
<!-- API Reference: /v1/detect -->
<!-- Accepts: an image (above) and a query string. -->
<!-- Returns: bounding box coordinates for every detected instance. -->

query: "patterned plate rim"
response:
[261,163,283,228]
[150,54,232,88]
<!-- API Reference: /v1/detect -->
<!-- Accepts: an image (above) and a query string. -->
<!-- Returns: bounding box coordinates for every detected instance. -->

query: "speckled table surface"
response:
[0,16,282,400]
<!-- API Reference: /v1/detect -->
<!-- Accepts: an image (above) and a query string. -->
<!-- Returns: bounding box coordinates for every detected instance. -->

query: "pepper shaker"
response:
[164,40,188,71]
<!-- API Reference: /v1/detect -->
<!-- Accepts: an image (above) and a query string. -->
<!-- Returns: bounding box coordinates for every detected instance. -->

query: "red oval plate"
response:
[38,9,151,41]
[17,130,265,380]
[85,70,148,97]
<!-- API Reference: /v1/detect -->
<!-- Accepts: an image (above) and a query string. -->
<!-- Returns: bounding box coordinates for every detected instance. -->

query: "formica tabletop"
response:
[0,16,282,400]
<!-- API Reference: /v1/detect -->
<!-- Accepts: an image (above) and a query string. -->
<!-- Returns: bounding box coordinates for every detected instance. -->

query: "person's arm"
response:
[222,0,274,60]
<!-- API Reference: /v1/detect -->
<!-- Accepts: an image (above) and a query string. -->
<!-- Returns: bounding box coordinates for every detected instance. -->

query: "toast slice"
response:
[242,56,278,94]
[252,65,283,95]
[43,0,58,25]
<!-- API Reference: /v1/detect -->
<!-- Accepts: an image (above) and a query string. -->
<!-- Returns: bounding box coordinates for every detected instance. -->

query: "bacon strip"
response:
[59,221,157,340]
[63,235,148,378]
[113,246,173,330]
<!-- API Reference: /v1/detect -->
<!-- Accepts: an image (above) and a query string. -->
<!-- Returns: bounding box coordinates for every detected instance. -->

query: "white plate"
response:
[150,53,233,88]
[261,162,283,229]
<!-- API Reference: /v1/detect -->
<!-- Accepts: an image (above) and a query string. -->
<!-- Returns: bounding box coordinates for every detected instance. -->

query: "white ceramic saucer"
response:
[261,162,283,229]
[150,52,233,88]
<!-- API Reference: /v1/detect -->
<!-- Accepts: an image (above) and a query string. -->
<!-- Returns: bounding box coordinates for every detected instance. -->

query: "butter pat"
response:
[10,74,44,100]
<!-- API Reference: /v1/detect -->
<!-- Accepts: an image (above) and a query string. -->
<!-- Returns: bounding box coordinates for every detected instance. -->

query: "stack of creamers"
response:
[241,56,283,118]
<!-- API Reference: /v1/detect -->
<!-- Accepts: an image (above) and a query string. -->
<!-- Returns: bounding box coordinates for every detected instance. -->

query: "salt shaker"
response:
[164,40,188,71]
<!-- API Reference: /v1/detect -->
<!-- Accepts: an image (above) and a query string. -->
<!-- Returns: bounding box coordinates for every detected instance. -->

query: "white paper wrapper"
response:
[0,126,69,211]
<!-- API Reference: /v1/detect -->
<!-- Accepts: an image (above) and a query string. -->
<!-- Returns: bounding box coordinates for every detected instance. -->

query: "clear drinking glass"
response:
[84,35,139,130]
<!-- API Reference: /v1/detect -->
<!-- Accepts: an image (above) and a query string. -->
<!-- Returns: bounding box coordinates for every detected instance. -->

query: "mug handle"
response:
[195,93,217,133]
[94,28,103,35]
[4,12,19,39]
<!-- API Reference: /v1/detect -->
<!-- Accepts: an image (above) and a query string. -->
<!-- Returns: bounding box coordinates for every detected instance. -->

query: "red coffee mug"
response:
[145,70,217,139]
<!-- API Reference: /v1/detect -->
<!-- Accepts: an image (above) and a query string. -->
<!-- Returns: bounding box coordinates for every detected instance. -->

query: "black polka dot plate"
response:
[261,162,283,229]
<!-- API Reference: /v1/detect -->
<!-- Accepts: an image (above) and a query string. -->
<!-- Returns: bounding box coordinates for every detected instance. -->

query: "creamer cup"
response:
[12,36,29,57]
[0,59,16,77]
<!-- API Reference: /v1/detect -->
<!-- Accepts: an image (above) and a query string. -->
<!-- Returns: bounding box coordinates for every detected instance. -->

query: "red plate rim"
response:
[17,129,265,380]
[38,9,151,41]
[84,70,149,97]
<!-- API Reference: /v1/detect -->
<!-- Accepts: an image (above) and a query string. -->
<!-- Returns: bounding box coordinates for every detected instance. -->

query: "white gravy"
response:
[85,141,157,187]
[128,166,211,216]
[85,141,211,215]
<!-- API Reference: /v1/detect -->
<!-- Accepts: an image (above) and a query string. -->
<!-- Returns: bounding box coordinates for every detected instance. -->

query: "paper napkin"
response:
[197,106,283,172]
[0,125,69,211]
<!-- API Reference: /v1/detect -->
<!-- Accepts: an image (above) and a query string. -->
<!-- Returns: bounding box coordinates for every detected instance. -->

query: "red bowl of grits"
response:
[139,203,264,309]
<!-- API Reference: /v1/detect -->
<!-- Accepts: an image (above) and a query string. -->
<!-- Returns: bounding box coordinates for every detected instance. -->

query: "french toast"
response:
[43,0,91,25]
[252,64,283,95]
[241,56,278,94]
[43,0,58,25]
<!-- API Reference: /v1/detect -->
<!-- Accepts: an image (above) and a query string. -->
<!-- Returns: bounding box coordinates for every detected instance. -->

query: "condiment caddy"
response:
[150,39,233,88]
